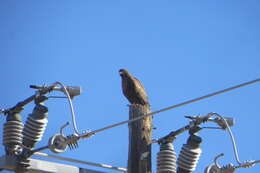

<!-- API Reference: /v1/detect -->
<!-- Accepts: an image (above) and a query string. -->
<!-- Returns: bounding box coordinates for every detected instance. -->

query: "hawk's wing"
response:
[134,77,145,91]
[133,77,148,104]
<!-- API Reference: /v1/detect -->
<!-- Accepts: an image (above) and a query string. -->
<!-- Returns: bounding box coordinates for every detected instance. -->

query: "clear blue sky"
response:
[0,1,259,173]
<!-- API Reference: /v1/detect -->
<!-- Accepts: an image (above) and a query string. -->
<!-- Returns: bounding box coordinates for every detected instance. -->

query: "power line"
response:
[81,78,260,138]
[55,81,81,135]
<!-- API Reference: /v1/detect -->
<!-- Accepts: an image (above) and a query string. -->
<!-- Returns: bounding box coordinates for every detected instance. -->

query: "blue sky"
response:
[0,1,259,173]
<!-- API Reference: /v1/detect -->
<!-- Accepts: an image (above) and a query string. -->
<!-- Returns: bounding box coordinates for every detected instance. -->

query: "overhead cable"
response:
[81,78,259,138]
[55,82,80,135]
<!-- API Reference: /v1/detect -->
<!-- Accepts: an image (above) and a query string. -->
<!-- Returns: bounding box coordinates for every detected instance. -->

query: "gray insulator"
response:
[177,144,202,172]
[3,121,23,146]
[23,116,48,148]
[157,142,177,173]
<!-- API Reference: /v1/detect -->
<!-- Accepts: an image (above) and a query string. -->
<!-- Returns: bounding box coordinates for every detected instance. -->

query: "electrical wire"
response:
[48,96,67,99]
[202,127,222,130]
[209,153,260,171]
[254,160,260,164]
[212,113,241,165]
[209,113,260,169]
[55,82,80,135]
[81,78,260,138]
[199,113,260,172]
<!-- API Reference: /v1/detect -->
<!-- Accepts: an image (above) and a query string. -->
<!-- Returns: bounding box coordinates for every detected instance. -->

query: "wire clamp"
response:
[48,134,68,153]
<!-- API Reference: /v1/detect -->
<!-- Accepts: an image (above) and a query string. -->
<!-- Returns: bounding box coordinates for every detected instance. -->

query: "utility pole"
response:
[128,104,152,173]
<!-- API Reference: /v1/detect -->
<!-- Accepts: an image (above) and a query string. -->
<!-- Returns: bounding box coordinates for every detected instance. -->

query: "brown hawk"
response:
[119,69,149,106]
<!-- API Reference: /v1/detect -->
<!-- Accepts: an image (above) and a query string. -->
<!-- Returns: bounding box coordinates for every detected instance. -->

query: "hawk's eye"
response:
[119,70,125,75]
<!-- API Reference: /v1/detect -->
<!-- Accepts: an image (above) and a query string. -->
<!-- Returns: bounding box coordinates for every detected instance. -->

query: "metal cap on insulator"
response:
[157,142,177,173]
[53,86,82,99]
[22,100,48,149]
[187,135,202,148]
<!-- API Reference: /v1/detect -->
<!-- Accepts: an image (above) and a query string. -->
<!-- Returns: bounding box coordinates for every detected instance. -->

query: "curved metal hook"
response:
[55,82,80,135]
[214,153,225,168]
[60,122,70,135]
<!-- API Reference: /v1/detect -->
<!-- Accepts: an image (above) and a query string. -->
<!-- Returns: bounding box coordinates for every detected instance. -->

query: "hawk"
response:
[119,69,149,106]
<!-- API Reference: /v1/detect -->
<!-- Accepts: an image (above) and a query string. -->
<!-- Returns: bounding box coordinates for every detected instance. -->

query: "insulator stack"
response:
[23,103,48,148]
[17,158,31,172]
[3,113,24,155]
[157,142,177,173]
[23,117,48,148]
[177,135,202,173]
[3,121,23,146]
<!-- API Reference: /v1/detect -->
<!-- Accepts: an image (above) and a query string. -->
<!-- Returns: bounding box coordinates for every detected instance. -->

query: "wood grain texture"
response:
[128,104,152,173]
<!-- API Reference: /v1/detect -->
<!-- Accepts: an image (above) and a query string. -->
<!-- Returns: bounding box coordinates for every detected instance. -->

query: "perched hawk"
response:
[119,69,149,106]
